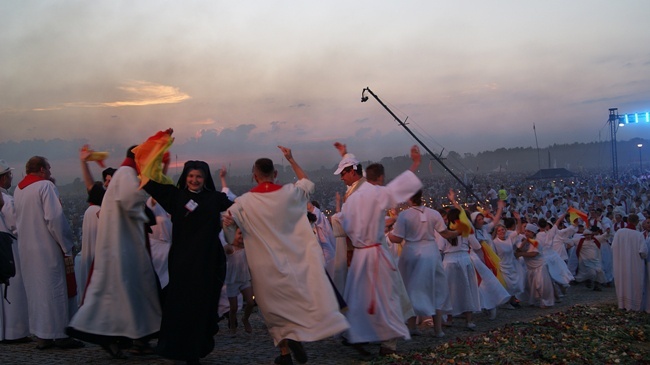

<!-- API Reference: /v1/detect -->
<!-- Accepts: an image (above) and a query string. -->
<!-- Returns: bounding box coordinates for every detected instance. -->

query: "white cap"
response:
[470,211,482,224]
[0,160,13,175]
[525,223,539,234]
[333,155,360,175]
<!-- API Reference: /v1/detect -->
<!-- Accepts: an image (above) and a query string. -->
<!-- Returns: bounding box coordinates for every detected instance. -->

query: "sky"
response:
[1,1,649,184]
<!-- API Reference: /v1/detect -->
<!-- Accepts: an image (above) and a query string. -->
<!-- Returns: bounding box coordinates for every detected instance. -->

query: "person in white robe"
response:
[334,142,422,356]
[0,168,30,343]
[76,184,103,305]
[224,146,349,365]
[67,150,161,358]
[643,220,650,313]
[388,190,457,338]
[308,201,336,277]
[13,156,83,349]
[146,197,172,289]
[515,223,555,308]
[329,210,349,295]
[573,228,608,291]
[492,223,525,307]
[611,214,648,312]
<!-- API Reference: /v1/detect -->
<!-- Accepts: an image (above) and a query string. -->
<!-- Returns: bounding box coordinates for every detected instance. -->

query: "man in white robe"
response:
[13,156,83,349]
[67,149,161,358]
[0,161,30,342]
[611,214,648,312]
[308,201,336,278]
[335,142,422,356]
[225,146,349,365]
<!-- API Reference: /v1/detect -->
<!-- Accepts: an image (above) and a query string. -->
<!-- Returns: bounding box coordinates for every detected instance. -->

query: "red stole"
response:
[576,237,600,258]
[17,174,46,189]
[250,182,282,193]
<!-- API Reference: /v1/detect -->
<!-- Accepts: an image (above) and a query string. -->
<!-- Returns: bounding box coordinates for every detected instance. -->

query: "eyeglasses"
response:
[341,168,353,176]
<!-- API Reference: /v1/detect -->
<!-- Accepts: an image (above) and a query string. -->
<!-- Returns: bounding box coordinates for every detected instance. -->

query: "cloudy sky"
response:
[1,1,649,184]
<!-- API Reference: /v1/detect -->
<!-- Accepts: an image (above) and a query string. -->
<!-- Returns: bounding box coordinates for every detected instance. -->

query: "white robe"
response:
[329,214,348,295]
[68,166,161,339]
[493,234,525,297]
[147,197,172,289]
[312,206,336,277]
[76,204,100,305]
[339,171,421,343]
[0,208,29,341]
[227,179,349,345]
[392,206,448,315]
[14,179,74,339]
[611,227,648,312]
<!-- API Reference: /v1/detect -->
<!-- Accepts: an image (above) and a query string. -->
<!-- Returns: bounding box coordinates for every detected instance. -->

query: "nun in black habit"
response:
[143,160,233,364]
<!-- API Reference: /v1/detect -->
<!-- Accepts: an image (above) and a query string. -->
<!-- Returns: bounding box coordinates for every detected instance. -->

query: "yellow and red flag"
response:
[567,207,589,225]
[81,145,109,168]
[450,209,474,237]
[133,129,174,188]
[480,242,506,287]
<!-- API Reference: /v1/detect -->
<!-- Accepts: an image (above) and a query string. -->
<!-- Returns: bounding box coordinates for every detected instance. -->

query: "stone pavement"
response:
[0,284,616,365]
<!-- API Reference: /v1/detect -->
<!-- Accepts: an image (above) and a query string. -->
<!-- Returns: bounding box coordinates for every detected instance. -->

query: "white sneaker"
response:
[466,322,476,330]
[435,331,446,338]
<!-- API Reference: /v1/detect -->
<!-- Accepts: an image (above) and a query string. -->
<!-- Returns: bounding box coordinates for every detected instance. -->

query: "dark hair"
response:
[538,218,548,229]
[365,163,384,183]
[87,181,105,206]
[410,190,423,206]
[446,208,461,246]
[126,145,138,159]
[25,156,48,174]
[503,217,516,229]
[310,200,321,209]
[254,158,275,177]
[102,167,116,182]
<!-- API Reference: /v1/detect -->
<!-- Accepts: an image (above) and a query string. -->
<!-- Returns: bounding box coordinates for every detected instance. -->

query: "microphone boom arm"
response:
[361,87,484,205]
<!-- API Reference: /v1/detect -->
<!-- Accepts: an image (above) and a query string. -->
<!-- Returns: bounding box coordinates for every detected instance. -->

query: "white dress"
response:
[228,179,349,345]
[516,238,555,307]
[68,166,162,340]
[573,235,606,284]
[14,178,74,339]
[441,235,481,316]
[0,206,29,341]
[147,197,172,289]
[392,206,448,315]
[76,204,100,304]
[492,233,525,297]
[340,171,421,343]
[611,227,648,312]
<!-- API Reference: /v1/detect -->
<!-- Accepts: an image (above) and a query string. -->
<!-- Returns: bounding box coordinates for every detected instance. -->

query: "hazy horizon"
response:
[2,1,649,184]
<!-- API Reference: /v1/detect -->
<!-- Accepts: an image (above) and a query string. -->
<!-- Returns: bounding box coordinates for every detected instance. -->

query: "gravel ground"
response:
[0,282,617,365]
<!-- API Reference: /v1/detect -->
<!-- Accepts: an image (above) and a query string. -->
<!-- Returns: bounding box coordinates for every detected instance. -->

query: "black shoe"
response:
[54,338,85,349]
[287,339,308,364]
[274,354,294,365]
[593,286,602,292]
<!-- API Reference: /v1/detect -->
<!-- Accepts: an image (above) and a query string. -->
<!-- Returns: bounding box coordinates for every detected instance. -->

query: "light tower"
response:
[608,108,620,179]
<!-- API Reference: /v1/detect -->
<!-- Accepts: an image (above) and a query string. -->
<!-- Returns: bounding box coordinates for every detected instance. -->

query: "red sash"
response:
[576,237,600,258]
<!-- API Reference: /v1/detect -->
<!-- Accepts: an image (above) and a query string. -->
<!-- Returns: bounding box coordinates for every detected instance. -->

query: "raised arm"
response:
[278,146,307,180]
[333,142,348,157]
[409,145,421,173]
[79,145,95,191]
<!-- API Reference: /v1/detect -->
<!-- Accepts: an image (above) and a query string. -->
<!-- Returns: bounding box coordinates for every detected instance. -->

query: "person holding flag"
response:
[136,129,234,365]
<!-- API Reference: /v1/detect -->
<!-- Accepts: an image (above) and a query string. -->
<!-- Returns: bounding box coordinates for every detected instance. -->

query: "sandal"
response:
[101,342,127,359]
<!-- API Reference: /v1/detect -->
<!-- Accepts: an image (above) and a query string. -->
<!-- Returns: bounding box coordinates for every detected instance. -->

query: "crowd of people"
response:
[1,133,649,364]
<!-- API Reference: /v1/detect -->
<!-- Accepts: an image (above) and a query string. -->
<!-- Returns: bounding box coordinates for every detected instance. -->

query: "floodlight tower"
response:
[608,108,620,180]
[608,107,650,179]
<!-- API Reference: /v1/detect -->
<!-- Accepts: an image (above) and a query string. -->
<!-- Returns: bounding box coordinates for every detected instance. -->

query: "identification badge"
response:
[185,199,198,213]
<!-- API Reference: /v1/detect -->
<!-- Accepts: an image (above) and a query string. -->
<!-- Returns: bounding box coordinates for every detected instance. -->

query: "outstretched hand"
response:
[219,166,227,179]
[278,146,293,161]
[334,142,347,157]
[447,188,456,203]
[410,145,421,163]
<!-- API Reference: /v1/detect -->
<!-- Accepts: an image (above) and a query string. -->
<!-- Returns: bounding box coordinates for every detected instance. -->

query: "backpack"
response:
[0,231,16,303]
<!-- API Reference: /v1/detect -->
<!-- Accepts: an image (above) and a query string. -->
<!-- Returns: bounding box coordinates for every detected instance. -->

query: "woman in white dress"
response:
[492,223,525,307]
[440,208,482,330]
[388,190,457,337]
